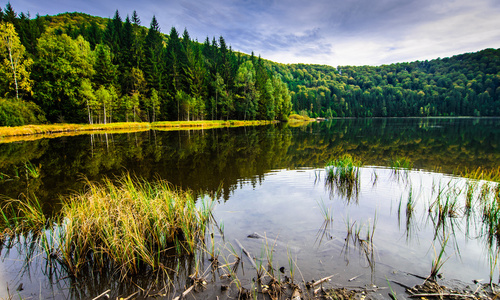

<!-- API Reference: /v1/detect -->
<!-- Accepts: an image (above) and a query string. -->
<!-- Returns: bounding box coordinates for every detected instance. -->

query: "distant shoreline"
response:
[0,120,276,144]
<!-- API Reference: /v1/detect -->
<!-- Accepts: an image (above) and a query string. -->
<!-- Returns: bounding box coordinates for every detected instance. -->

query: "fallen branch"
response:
[172,285,195,300]
[235,239,259,270]
[408,293,475,298]
[312,274,336,287]
[122,291,139,300]
[92,289,111,300]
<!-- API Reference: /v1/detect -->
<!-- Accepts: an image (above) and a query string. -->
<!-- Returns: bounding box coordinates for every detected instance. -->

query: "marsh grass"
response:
[0,195,47,237]
[325,154,362,202]
[461,167,500,183]
[389,156,413,171]
[57,174,214,276]
[342,214,377,272]
[429,237,450,281]
[0,174,215,279]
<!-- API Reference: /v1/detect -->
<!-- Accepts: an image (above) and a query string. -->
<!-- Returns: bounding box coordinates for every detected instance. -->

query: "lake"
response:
[0,118,499,299]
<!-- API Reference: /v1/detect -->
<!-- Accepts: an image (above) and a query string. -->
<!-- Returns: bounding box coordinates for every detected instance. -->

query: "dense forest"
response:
[0,4,498,126]
[271,49,500,118]
[0,4,292,125]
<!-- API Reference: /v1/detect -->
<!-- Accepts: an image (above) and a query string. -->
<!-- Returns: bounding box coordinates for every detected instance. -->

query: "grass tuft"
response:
[325,154,362,201]
[0,174,215,278]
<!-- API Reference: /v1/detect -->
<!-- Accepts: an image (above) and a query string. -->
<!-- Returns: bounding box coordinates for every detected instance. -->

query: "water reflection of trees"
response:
[0,118,498,215]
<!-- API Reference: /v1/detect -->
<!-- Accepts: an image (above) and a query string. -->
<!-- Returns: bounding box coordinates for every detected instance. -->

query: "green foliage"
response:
[0,21,33,99]
[271,49,500,117]
[33,32,94,122]
[8,2,500,124]
[0,98,45,126]
[0,5,294,124]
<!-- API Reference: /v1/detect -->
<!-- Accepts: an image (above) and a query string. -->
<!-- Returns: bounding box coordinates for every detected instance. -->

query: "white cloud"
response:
[10,0,500,66]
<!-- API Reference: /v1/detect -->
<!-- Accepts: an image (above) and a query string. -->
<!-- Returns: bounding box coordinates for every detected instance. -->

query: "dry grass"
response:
[0,174,215,278]
[0,120,275,143]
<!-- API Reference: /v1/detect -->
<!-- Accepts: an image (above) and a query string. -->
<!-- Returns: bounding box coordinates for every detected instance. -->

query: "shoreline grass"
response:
[0,120,277,144]
[0,174,215,277]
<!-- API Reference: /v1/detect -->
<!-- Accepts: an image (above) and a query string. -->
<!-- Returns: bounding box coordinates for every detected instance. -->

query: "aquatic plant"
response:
[0,195,47,236]
[389,156,413,171]
[429,237,450,281]
[325,154,362,202]
[461,166,500,183]
[0,174,215,278]
[24,160,40,179]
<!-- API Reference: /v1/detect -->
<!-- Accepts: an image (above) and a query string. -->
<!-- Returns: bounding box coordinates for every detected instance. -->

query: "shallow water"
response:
[0,118,499,299]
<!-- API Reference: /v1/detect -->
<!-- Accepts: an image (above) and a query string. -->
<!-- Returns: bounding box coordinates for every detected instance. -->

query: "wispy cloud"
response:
[10,0,500,66]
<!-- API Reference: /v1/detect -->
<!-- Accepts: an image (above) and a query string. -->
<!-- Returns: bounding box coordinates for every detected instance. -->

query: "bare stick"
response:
[235,239,258,270]
[172,285,195,300]
[409,293,475,298]
[312,274,336,287]
[122,291,139,300]
[91,289,111,300]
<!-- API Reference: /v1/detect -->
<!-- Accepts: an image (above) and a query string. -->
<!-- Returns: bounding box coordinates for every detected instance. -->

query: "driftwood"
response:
[408,293,476,298]
[172,285,195,300]
[91,289,111,300]
[312,274,335,287]
[122,291,139,300]
[235,239,259,270]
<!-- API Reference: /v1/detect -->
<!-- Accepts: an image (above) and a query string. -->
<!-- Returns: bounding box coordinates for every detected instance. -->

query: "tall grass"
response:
[388,156,413,171]
[0,174,215,278]
[325,154,362,201]
[461,166,500,183]
[58,174,214,276]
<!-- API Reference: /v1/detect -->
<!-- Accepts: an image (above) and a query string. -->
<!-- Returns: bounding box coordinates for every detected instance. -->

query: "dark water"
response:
[0,118,499,298]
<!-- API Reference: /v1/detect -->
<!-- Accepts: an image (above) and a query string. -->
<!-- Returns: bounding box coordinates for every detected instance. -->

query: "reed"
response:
[56,174,214,276]
[0,174,215,278]
[325,154,362,201]
[461,166,500,183]
[429,237,450,281]
[0,195,47,236]
[388,156,413,171]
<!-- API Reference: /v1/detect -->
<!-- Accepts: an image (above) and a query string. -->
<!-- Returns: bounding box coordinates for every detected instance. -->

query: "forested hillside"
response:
[0,3,498,126]
[270,49,500,117]
[0,4,292,125]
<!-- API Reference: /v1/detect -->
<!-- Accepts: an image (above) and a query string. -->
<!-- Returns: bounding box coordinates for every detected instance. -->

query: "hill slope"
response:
[268,48,500,117]
[0,5,499,126]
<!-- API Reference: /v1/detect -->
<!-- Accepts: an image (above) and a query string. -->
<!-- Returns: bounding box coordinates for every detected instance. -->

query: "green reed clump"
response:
[0,174,215,278]
[461,167,500,183]
[57,174,214,276]
[325,154,362,201]
[388,156,413,171]
[0,195,47,237]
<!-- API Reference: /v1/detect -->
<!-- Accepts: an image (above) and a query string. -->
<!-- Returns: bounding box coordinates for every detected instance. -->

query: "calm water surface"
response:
[0,118,499,299]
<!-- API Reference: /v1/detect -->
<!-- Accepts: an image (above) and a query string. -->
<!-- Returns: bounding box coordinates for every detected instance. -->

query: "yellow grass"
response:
[0,120,276,143]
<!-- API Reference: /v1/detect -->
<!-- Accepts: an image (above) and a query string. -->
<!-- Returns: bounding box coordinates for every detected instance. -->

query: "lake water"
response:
[0,118,499,299]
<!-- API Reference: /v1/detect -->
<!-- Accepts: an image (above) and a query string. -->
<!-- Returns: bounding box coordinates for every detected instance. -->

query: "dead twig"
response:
[313,274,336,287]
[122,291,139,300]
[235,239,259,270]
[172,285,195,300]
[408,292,476,298]
[91,289,111,300]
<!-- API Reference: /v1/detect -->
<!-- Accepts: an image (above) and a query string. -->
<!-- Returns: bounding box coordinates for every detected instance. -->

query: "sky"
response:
[9,0,500,67]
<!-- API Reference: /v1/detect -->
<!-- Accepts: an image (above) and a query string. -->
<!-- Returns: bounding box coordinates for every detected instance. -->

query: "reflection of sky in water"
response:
[214,167,496,286]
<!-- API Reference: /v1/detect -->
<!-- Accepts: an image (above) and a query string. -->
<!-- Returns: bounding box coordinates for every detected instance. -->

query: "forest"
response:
[0,3,498,126]
[271,49,500,118]
[0,4,292,126]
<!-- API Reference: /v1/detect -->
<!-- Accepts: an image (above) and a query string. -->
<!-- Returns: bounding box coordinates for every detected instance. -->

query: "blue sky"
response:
[9,0,500,66]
